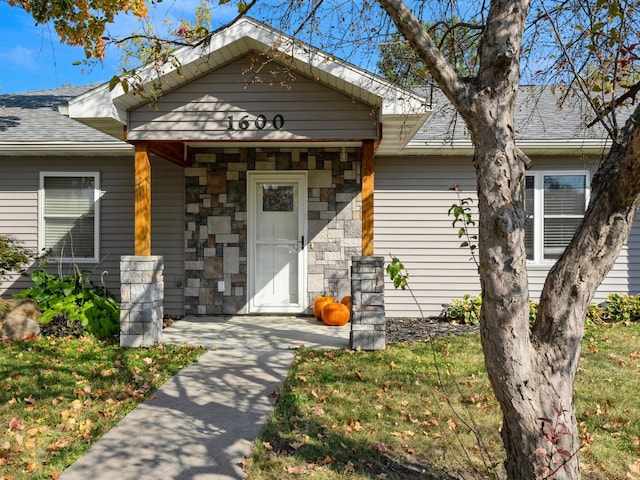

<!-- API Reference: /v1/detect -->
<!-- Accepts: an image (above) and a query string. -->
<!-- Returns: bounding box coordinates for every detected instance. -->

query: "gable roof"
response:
[67,17,429,152]
[0,86,131,155]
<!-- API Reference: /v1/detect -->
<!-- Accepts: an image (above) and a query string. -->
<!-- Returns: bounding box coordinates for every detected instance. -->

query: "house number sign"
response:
[227,114,285,131]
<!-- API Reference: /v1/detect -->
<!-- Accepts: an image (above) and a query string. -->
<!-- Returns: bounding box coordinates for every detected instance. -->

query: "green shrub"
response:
[600,293,640,323]
[443,293,482,325]
[14,269,120,338]
[443,292,640,325]
[586,302,606,324]
[0,235,33,285]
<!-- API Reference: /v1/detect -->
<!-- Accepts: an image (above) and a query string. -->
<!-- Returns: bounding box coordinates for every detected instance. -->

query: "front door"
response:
[247,171,307,313]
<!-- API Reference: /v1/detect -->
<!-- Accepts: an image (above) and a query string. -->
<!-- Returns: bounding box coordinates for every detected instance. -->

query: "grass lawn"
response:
[0,335,206,480]
[247,322,640,480]
[1,323,638,480]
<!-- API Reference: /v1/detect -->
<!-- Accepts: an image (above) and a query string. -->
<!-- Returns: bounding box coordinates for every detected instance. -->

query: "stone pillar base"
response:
[350,256,385,350]
[120,256,164,348]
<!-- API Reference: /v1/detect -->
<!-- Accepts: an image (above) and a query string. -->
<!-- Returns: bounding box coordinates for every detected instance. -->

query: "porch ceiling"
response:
[67,17,430,155]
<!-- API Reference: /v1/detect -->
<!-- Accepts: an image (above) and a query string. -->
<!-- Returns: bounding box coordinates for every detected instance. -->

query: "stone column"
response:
[350,256,385,350]
[120,256,164,348]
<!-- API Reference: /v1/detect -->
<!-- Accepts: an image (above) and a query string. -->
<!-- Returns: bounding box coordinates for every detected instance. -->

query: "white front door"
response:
[247,171,307,313]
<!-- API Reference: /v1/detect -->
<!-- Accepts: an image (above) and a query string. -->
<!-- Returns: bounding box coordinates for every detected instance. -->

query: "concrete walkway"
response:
[61,315,350,480]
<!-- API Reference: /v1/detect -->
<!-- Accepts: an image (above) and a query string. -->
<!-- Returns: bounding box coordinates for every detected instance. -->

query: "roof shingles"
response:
[0,86,124,144]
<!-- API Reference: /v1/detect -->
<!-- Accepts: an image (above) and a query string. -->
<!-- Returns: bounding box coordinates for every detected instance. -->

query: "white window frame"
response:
[38,172,100,263]
[525,170,590,265]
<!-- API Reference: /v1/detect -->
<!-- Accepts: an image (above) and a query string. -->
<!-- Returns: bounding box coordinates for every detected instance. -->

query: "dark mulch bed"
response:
[386,316,480,343]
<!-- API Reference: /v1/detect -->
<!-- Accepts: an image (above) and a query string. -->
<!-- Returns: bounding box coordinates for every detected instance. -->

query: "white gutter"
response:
[0,142,134,156]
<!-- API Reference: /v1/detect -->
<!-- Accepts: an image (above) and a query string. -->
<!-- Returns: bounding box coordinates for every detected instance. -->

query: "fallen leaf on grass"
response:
[317,455,334,465]
[374,442,388,453]
[7,418,21,430]
[24,459,37,472]
[448,417,458,431]
[48,439,69,452]
[286,465,305,474]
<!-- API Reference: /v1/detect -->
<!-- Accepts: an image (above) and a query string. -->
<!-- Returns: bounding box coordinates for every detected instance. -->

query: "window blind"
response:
[542,175,585,260]
[43,176,96,259]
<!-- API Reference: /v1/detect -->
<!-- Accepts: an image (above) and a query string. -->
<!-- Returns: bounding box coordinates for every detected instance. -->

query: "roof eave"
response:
[390,139,612,156]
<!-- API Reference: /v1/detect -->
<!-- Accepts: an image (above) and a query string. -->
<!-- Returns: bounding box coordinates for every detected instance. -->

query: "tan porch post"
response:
[362,139,376,256]
[134,142,151,256]
[121,141,164,348]
[352,140,385,350]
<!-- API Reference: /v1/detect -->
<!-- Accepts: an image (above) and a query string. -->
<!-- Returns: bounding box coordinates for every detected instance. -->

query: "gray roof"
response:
[407,86,616,153]
[0,85,126,145]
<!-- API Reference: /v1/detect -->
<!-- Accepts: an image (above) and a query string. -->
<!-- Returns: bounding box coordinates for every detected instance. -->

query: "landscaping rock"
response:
[1,315,41,341]
[0,298,41,322]
[0,298,42,341]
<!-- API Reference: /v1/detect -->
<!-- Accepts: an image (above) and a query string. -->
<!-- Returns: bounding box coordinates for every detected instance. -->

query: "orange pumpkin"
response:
[340,295,351,309]
[321,301,350,326]
[313,294,335,320]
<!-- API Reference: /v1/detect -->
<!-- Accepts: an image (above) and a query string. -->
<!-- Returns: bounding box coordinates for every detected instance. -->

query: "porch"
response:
[161,314,350,350]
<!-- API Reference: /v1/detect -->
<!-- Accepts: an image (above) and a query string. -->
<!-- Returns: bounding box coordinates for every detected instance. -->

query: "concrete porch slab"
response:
[161,315,351,350]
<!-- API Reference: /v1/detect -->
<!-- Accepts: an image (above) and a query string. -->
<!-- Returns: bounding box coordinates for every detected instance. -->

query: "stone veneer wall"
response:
[119,256,164,347]
[184,147,362,315]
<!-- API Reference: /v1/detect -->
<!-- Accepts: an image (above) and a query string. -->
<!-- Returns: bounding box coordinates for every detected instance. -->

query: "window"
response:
[524,171,588,263]
[39,172,100,262]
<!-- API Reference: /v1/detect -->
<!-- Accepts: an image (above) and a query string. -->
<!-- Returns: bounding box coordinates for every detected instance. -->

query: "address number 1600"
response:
[227,114,285,131]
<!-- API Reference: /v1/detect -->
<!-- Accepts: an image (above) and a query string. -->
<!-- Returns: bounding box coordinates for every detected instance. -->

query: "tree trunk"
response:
[473,136,581,479]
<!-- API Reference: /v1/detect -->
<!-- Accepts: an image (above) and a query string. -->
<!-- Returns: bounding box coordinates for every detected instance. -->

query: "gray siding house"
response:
[0,17,638,323]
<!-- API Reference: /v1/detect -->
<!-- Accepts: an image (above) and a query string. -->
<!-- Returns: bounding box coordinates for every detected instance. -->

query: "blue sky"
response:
[0,1,238,94]
[0,4,120,93]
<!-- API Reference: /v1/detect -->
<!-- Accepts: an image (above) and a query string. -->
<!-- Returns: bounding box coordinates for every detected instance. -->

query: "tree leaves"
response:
[7,0,148,59]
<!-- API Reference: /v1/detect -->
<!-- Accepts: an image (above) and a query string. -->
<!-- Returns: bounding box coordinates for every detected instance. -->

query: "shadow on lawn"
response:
[257,390,468,480]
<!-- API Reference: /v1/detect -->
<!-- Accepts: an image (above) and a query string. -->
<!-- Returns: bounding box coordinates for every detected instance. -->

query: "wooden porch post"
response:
[362,139,375,256]
[134,142,151,256]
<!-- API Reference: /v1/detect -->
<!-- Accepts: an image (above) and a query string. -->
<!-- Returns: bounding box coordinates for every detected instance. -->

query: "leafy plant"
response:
[0,235,33,285]
[534,405,576,479]
[443,293,483,325]
[386,256,409,290]
[445,295,608,325]
[448,184,479,267]
[600,293,640,323]
[14,268,120,338]
[40,312,86,338]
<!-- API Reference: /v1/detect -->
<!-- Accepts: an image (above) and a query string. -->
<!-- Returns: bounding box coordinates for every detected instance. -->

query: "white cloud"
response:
[0,45,39,71]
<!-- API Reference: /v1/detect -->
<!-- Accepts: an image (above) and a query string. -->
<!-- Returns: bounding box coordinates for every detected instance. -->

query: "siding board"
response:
[375,155,640,317]
[0,156,185,315]
[128,54,378,142]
